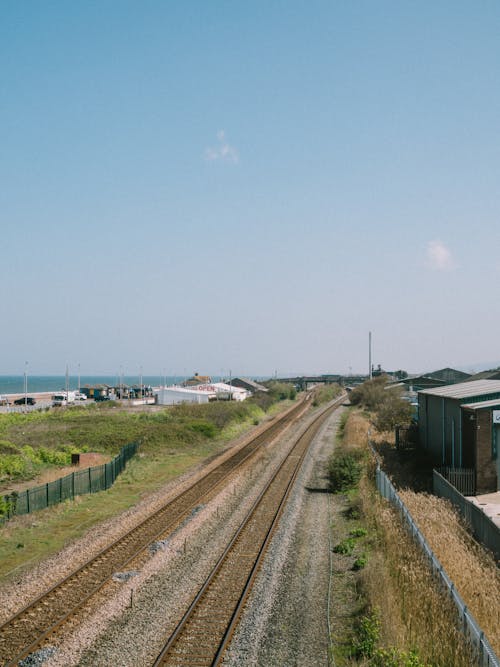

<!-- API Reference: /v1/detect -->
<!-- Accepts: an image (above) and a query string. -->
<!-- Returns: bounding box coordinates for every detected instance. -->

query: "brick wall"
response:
[475,410,497,493]
[71,452,108,468]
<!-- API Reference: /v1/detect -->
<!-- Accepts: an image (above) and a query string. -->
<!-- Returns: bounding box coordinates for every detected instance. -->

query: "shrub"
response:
[353,554,367,570]
[348,377,413,431]
[333,538,356,555]
[372,648,428,667]
[0,495,13,517]
[352,610,381,658]
[312,384,341,406]
[187,420,217,438]
[328,453,362,492]
[349,527,367,538]
[0,454,29,479]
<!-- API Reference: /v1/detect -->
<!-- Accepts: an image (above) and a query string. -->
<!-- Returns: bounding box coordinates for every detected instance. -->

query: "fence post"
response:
[72,472,75,499]
[89,466,92,493]
[59,476,62,503]
[46,483,49,508]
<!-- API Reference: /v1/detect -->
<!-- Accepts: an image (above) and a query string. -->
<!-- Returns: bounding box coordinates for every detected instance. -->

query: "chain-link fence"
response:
[376,465,499,667]
[1,442,138,522]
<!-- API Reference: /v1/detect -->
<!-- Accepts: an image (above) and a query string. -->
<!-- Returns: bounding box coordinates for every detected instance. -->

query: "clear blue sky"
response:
[2,1,500,377]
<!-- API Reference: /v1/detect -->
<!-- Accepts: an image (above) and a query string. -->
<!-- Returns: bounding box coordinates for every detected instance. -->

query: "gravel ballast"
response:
[3,399,344,667]
[222,405,345,667]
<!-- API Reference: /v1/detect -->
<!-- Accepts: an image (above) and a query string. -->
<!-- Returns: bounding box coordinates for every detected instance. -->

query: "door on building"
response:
[461,409,476,468]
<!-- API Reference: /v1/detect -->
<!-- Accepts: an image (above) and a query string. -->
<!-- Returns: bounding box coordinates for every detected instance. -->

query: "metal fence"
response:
[1,442,138,521]
[438,466,476,495]
[376,466,499,667]
[433,469,500,562]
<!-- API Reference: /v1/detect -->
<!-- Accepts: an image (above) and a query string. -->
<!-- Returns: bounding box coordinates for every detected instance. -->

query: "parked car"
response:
[14,396,36,406]
[74,392,87,401]
[94,395,111,402]
[0,395,9,406]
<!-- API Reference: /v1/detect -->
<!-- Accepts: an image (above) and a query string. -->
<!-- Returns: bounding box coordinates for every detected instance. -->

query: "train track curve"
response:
[0,396,311,666]
[153,394,345,667]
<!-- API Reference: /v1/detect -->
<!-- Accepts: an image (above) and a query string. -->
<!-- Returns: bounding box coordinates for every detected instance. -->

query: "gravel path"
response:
[223,405,345,667]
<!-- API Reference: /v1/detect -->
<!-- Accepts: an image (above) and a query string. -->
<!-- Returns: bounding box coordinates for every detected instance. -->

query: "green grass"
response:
[0,398,292,581]
[0,400,269,485]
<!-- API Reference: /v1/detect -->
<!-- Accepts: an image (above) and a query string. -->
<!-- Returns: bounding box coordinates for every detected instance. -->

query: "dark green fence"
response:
[1,442,138,522]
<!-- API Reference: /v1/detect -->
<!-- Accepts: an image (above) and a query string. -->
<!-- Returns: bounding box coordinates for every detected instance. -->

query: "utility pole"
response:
[24,361,28,411]
[369,331,372,380]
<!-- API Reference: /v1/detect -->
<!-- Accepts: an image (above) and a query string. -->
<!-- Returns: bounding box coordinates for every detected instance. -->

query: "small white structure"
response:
[190,383,249,401]
[212,383,249,401]
[155,386,210,406]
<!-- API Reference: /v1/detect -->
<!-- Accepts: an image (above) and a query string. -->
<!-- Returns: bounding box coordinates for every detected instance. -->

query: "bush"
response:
[353,554,367,570]
[348,377,413,431]
[328,453,362,492]
[0,454,29,479]
[312,384,341,406]
[187,420,217,438]
[372,648,428,667]
[333,538,356,555]
[352,610,381,658]
[349,527,367,538]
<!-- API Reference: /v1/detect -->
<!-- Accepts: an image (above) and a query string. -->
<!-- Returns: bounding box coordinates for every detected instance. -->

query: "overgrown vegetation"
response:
[0,391,298,578]
[312,383,342,406]
[0,392,291,486]
[328,452,362,492]
[349,376,413,431]
[329,409,478,666]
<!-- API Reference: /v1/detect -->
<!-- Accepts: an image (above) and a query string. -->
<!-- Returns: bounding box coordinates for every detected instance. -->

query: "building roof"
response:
[156,386,213,397]
[422,367,471,383]
[465,369,500,382]
[231,377,269,392]
[461,398,500,410]
[419,379,500,399]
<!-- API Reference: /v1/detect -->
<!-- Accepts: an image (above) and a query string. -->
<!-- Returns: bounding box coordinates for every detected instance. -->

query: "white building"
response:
[212,382,249,401]
[155,386,210,405]
[155,383,250,405]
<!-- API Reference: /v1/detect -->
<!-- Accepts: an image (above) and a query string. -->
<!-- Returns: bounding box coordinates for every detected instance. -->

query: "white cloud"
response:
[426,239,456,271]
[204,130,239,164]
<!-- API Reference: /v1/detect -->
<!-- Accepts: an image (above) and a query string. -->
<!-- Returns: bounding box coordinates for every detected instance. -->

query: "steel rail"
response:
[153,394,345,667]
[0,396,310,667]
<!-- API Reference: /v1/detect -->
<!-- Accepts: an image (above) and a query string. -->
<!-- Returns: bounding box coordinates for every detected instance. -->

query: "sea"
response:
[0,375,192,396]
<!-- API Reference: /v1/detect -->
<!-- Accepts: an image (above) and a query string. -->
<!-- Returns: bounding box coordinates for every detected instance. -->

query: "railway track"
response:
[0,396,310,666]
[153,394,344,667]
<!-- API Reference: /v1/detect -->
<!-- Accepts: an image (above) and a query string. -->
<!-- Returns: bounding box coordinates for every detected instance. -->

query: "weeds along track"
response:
[0,397,310,667]
[153,396,344,667]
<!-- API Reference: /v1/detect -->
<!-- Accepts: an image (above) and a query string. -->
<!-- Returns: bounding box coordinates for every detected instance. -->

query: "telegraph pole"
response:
[369,331,372,380]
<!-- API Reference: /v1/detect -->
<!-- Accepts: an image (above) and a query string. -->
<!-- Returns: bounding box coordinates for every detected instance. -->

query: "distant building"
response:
[465,368,500,382]
[155,387,210,405]
[392,367,471,393]
[418,379,500,493]
[183,373,212,387]
[423,367,472,384]
[81,384,111,399]
[229,377,268,393]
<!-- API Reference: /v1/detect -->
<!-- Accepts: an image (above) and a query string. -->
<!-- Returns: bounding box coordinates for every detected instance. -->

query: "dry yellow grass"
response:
[399,489,500,656]
[343,408,497,665]
[360,480,474,666]
[342,410,370,452]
